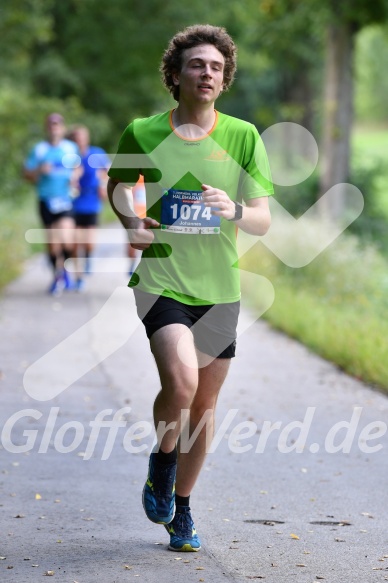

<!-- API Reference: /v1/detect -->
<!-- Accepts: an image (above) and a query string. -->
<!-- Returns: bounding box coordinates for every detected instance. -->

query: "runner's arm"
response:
[202,184,271,236]
[237,196,271,236]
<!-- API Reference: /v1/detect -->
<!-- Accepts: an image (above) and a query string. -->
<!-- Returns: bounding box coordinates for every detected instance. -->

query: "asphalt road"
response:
[1,227,388,583]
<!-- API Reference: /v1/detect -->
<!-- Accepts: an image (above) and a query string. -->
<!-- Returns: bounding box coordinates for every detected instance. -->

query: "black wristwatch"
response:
[228,201,243,221]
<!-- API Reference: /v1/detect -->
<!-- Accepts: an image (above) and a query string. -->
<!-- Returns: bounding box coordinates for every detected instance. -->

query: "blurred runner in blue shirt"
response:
[23,113,79,295]
[69,125,110,291]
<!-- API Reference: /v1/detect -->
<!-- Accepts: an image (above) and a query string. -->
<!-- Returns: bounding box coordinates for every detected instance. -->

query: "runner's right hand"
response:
[130,217,160,250]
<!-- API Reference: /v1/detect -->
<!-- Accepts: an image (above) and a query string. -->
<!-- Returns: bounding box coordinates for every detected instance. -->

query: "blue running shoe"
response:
[62,270,74,290]
[142,450,176,524]
[48,275,64,296]
[164,506,201,552]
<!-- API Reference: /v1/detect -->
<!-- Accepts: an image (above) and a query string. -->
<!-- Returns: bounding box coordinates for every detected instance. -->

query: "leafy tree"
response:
[318,0,388,218]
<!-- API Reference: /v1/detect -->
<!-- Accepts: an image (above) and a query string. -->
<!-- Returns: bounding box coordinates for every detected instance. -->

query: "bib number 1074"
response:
[170,203,212,221]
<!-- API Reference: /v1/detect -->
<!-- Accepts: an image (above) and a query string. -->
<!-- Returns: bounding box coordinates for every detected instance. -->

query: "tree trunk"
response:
[319,22,355,220]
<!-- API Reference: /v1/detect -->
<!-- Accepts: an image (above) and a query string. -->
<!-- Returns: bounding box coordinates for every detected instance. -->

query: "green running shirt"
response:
[108,110,274,305]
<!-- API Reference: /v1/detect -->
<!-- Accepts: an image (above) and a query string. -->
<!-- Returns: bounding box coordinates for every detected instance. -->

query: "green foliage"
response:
[271,172,319,218]
[355,25,388,123]
[0,0,53,81]
[329,0,388,29]
[348,160,388,254]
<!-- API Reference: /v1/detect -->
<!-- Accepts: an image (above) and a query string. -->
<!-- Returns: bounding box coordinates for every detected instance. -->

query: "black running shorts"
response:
[74,213,99,227]
[133,289,240,359]
[39,200,73,227]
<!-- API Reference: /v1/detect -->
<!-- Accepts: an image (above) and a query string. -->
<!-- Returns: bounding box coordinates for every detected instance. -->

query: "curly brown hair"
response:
[160,24,237,101]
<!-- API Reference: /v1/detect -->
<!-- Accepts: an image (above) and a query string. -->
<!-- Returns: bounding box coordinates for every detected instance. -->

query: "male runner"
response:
[23,113,78,295]
[107,24,273,552]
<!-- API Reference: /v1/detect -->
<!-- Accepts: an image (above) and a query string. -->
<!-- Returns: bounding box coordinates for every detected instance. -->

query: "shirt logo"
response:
[205,149,231,161]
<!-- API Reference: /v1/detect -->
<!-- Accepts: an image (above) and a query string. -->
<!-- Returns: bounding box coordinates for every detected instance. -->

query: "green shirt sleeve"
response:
[240,124,274,201]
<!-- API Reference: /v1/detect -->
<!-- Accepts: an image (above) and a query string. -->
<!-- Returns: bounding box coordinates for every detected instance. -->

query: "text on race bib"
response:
[160,189,220,234]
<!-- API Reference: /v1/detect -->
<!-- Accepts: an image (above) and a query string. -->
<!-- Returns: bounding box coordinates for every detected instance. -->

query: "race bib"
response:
[47,197,72,214]
[160,189,220,234]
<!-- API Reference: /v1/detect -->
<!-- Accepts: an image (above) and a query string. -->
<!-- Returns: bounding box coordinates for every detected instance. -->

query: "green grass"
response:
[260,285,388,389]
[0,197,42,290]
[353,124,388,161]
[240,219,388,393]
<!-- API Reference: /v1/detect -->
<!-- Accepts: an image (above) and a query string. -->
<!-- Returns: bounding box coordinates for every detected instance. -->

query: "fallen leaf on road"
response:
[124,565,132,570]
[44,571,55,576]
[196,567,205,570]
[296,564,306,567]
[35,494,42,500]
[290,533,299,540]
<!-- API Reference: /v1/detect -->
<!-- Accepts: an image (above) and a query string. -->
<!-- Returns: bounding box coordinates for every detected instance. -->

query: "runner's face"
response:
[46,120,65,141]
[174,44,225,105]
[73,128,90,150]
